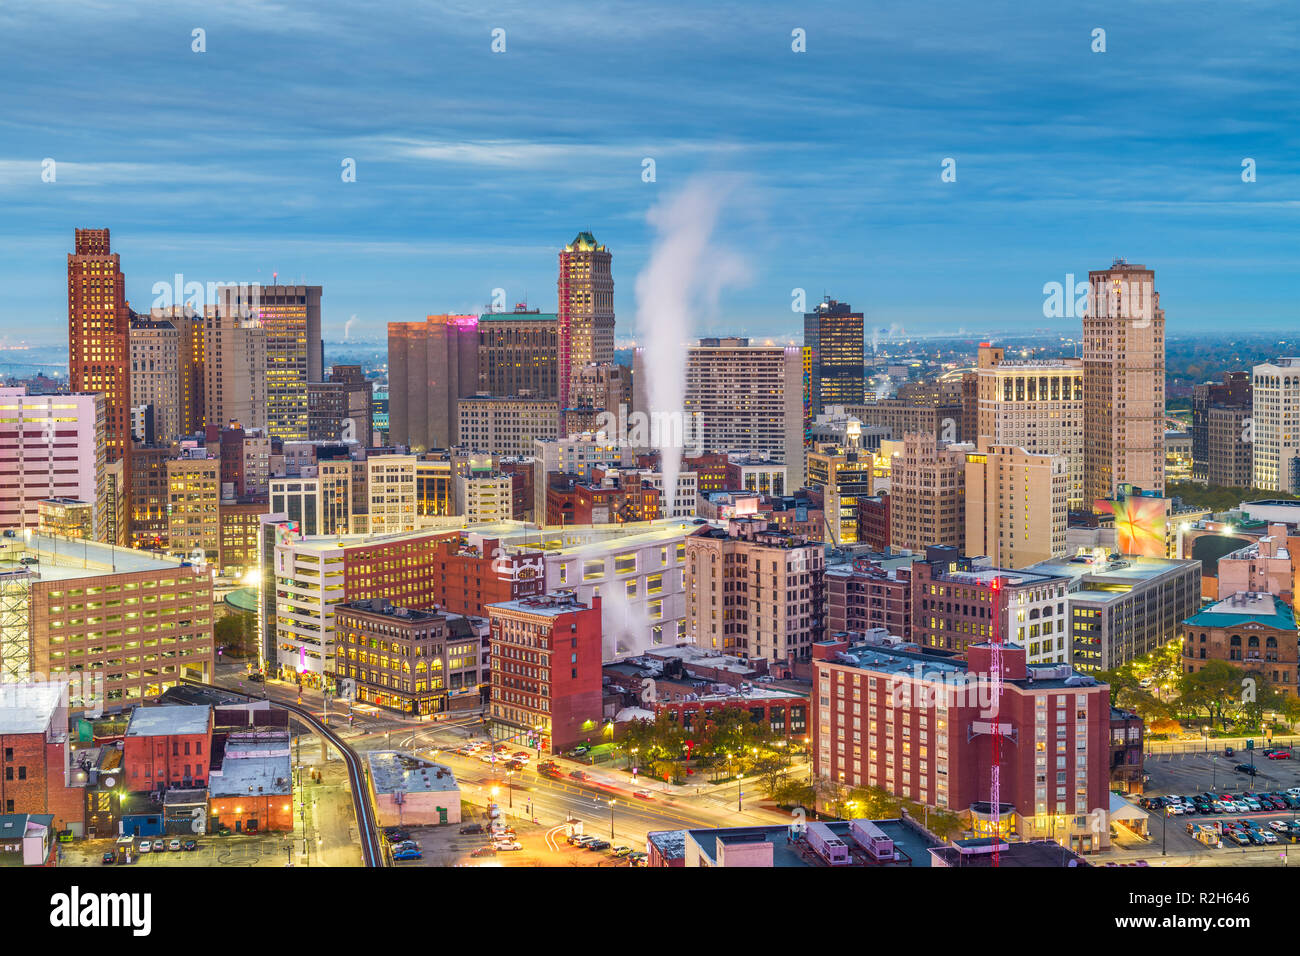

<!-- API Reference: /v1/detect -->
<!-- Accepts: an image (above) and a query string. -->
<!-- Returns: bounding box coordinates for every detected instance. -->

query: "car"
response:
[1262,830,1278,844]
[491,827,516,838]
[1138,677,1154,687]
[480,753,498,763]
[1245,829,1267,845]
[633,789,654,800]
[247,672,265,683]
[568,833,596,846]
[459,823,485,835]
[505,760,524,772]
[101,851,116,864]
[572,745,590,755]
[1225,746,1236,757]
[392,841,420,852]
[1243,799,1262,811]
[494,841,523,851]
[168,839,182,852]
[183,840,198,851]
[151,839,165,852]
[385,829,411,842]
[393,847,423,861]
[470,846,496,857]
[628,851,648,866]
[1164,803,1185,815]
[137,840,152,853]
[1235,763,1258,776]
[488,806,501,820]
[511,751,530,761]
[568,770,589,781]
[1269,820,1289,832]
[610,845,632,857]
[1229,831,1251,846]
[585,840,611,851]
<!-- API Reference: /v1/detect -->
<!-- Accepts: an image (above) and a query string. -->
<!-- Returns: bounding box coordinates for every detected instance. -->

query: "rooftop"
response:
[488,590,593,618]
[929,839,1088,868]
[1184,592,1296,631]
[0,682,64,735]
[0,531,202,580]
[366,750,459,795]
[664,819,937,867]
[209,754,292,797]
[125,704,211,738]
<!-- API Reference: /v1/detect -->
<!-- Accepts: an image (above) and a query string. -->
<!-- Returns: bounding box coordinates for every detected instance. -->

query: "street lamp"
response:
[608,798,616,842]
[1202,725,1208,753]
[505,770,514,808]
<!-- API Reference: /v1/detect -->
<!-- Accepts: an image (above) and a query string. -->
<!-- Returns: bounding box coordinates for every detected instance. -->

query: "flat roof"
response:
[0,531,200,580]
[1024,553,1198,589]
[488,592,591,617]
[0,682,64,735]
[125,704,211,737]
[1184,592,1296,631]
[367,750,459,795]
[930,840,1088,867]
[209,755,291,797]
[680,819,937,867]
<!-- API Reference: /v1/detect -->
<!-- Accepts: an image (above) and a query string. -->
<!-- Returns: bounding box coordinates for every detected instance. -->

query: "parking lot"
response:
[385,805,644,868]
[1129,746,1300,861]
[63,832,305,868]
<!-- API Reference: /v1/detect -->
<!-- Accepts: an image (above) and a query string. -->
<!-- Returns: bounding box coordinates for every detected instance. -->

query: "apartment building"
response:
[975,344,1084,509]
[964,443,1070,570]
[0,388,107,541]
[684,519,825,662]
[887,433,970,552]
[1252,358,1300,493]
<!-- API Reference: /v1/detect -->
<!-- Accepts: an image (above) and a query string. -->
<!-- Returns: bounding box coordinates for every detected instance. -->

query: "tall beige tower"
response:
[965,443,1069,569]
[888,432,970,551]
[1083,260,1165,505]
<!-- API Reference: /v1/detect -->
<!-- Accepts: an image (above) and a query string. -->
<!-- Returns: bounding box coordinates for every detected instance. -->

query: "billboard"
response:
[1095,495,1167,557]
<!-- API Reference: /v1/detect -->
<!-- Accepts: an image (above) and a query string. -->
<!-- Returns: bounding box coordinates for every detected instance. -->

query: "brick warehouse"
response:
[0,682,84,832]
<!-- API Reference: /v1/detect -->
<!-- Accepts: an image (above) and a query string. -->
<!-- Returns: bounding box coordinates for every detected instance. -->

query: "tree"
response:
[1179,660,1250,730]
[754,753,788,799]
[214,612,254,658]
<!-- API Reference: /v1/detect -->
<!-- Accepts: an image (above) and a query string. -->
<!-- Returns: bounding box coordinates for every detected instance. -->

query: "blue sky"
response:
[0,0,1296,346]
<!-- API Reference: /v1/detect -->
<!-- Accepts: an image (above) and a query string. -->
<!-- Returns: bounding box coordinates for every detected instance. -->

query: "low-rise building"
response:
[366,750,461,827]
[1182,591,1298,695]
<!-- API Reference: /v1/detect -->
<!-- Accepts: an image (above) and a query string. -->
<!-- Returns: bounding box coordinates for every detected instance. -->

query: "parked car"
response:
[168,839,182,852]
[247,673,265,683]
[182,840,198,851]
[385,829,411,842]
[610,845,632,857]
[1235,763,1258,776]
[459,823,485,835]
[569,834,596,846]
[1269,820,1289,832]
[392,841,420,853]
[586,840,611,851]
[1229,831,1251,846]
[470,846,496,857]
[1225,746,1235,757]
[628,851,648,866]
[101,851,116,864]
[151,839,165,852]
[393,847,423,861]
[494,841,523,851]
[137,841,152,854]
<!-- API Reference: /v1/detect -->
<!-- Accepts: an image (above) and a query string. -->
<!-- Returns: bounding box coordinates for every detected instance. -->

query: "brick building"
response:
[0,682,83,830]
[487,592,603,754]
[825,557,912,639]
[122,704,214,793]
[811,634,1113,853]
[1182,591,1299,695]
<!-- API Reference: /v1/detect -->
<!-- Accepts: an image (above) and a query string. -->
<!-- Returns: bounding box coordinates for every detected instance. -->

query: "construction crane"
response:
[989,575,1004,868]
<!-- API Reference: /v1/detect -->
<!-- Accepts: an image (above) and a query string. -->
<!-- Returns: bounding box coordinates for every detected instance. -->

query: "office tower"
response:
[365,454,417,535]
[806,441,873,546]
[308,380,347,442]
[1192,371,1251,483]
[129,445,172,549]
[565,362,631,434]
[888,432,969,551]
[330,365,373,445]
[557,232,615,412]
[1206,406,1253,488]
[965,443,1070,569]
[0,388,107,539]
[641,338,804,486]
[166,456,220,560]
[387,314,480,453]
[976,343,1085,509]
[685,519,825,662]
[67,229,132,473]
[1083,259,1166,504]
[204,311,268,431]
[477,307,558,399]
[457,396,560,457]
[218,284,321,441]
[1252,358,1300,493]
[844,398,965,444]
[129,314,185,441]
[803,297,865,417]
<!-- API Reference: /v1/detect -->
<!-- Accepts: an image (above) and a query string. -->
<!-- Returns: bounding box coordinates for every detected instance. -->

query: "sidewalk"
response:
[1147,734,1299,755]
[546,751,812,802]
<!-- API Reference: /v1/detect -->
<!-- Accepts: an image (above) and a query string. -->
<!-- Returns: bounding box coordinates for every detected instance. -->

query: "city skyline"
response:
[1,1,1298,344]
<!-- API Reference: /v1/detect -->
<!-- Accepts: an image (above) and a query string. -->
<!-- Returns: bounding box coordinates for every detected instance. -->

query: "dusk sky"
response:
[1,0,1297,347]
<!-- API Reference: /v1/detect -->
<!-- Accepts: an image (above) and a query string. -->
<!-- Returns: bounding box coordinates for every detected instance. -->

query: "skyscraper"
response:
[557,232,614,413]
[1191,371,1251,483]
[803,297,865,416]
[67,228,132,470]
[204,310,268,432]
[1083,259,1166,505]
[218,284,321,441]
[965,443,1069,569]
[387,314,479,453]
[1251,358,1300,493]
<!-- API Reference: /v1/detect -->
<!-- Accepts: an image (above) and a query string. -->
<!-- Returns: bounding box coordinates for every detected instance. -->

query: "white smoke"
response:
[634,177,751,517]
[599,580,651,658]
[344,314,359,341]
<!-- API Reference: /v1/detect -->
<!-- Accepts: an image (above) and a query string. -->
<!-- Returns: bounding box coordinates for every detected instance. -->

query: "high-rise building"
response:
[976,343,1085,509]
[365,454,417,535]
[166,456,220,561]
[557,233,614,413]
[457,396,560,457]
[204,310,268,431]
[477,307,558,399]
[639,338,804,487]
[803,297,865,417]
[1083,259,1165,504]
[888,433,969,551]
[1206,405,1253,488]
[965,443,1069,569]
[67,229,132,474]
[0,388,108,540]
[806,441,873,547]
[1192,372,1251,483]
[330,365,373,445]
[129,315,185,442]
[129,445,172,549]
[218,284,322,441]
[387,314,480,453]
[684,519,825,662]
[1251,358,1300,493]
